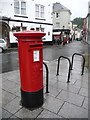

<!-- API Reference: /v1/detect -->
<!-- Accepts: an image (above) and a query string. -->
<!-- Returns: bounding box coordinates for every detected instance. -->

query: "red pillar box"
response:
[13,31,46,108]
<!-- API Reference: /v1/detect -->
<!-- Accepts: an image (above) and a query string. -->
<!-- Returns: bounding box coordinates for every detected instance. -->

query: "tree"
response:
[72,17,84,29]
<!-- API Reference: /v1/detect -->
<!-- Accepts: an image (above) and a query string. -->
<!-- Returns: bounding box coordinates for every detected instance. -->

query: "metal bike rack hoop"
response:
[71,53,85,75]
[43,62,49,93]
[56,56,71,83]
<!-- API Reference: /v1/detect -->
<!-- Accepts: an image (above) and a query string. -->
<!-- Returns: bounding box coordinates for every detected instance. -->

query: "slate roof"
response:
[53,2,71,13]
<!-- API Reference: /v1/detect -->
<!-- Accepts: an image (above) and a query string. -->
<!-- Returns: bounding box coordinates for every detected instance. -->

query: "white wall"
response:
[53,10,71,29]
[0,0,14,18]
[88,1,90,13]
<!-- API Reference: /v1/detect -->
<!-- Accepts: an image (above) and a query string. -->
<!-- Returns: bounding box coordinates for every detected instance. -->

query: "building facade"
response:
[52,2,71,36]
[0,0,53,47]
[86,1,90,44]
[88,1,90,38]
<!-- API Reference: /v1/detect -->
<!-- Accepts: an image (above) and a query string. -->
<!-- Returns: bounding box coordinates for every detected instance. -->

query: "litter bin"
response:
[13,31,46,108]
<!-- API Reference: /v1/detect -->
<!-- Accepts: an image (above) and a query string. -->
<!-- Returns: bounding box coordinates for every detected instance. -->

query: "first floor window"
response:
[14,0,26,15]
[14,0,20,14]
[56,22,60,28]
[40,5,44,18]
[21,2,26,15]
[35,4,45,18]
[56,13,59,18]
[35,4,39,17]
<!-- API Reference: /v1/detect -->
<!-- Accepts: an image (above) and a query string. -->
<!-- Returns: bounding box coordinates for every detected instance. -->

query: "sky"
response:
[51,0,89,20]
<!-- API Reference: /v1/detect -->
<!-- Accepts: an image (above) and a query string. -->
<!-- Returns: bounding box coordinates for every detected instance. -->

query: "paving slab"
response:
[79,88,88,97]
[44,85,62,98]
[55,75,77,85]
[15,107,43,119]
[56,90,84,107]
[2,90,16,107]
[74,80,88,89]
[58,102,88,118]
[52,81,80,94]
[82,97,88,110]
[2,108,12,118]
[43,95,64,114]
[3,97,22,114]
[10,115,21,120]
[37,109,62,118]
[2,80,19,94]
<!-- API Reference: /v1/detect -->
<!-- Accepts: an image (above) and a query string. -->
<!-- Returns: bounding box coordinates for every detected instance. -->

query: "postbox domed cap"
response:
[14,31,46,37]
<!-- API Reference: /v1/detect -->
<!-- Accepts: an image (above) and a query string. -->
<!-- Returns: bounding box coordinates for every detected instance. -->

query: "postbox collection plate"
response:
[33,50,40,62]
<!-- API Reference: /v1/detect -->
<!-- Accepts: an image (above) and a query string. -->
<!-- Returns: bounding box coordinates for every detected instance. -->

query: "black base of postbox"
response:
[21,88,43,108]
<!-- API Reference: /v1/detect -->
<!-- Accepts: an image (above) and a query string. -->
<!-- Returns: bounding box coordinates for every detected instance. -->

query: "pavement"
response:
[0,54,89,119]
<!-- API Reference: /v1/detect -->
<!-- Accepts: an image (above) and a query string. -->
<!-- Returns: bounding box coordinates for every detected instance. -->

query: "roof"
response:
[53,2,71,14]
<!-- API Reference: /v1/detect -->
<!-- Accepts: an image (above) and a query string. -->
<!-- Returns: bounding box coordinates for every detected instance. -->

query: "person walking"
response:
[57,37,60,45]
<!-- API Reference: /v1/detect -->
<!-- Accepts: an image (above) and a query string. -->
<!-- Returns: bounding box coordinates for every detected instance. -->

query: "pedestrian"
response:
[57,37,60,45]
[53,36,56,45]
[69,33,72,43]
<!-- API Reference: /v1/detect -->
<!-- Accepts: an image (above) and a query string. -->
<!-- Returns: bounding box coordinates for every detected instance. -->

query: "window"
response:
[41,28,44,32]
[35,4,44,18]
[36,27,40,31]
[22,27,27,31]
[0,40,4,43]
[14,0,20,14]
[56,13,59,18]
[40,5,44,18]
[35,4,39,17]
[36,27,44,32]
[14,0,26,15]
[16,27,20,32]
[21,2,26,15]
[48,32,50,36]
[56,22,60,28]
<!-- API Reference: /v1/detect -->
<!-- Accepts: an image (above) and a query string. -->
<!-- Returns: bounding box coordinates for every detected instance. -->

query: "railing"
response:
[43,62,49,93]
[71,53,85,75]
[56,56,71,83]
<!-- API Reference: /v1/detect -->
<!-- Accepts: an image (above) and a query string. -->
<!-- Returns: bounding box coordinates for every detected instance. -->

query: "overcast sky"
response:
[51,0,89,20]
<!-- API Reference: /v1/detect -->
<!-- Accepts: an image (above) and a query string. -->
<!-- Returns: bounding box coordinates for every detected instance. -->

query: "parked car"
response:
[0,39,8,52]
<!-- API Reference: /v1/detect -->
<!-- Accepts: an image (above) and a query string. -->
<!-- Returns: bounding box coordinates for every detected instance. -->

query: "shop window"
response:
[41,28,44,32]
[16,27,20,32]
[36,27,40,31]
[22,27,27,31]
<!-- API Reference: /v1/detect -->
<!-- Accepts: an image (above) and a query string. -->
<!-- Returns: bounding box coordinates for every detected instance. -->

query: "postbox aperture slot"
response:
[30,45,42,47]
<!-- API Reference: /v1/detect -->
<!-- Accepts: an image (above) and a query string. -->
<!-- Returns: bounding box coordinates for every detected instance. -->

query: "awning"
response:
[53,32,61,35]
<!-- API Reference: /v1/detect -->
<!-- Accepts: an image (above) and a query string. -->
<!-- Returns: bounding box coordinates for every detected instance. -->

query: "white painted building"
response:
[85,1,90,44]
[52,2,71,31]
[88,1,90,33]
[0,0,53,47]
